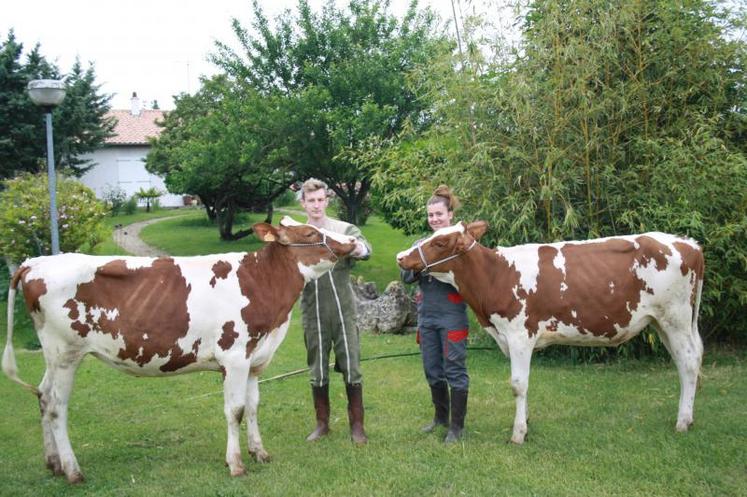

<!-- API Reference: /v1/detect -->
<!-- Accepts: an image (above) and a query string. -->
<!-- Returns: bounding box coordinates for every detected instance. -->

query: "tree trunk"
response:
[199,196,217,222]
[337,178,370,226]
[216,199,252,241]
[265,204,273,224]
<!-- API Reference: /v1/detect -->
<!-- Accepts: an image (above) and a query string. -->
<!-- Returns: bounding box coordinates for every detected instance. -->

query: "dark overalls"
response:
[402,267,470,391]
[401,239,470,441]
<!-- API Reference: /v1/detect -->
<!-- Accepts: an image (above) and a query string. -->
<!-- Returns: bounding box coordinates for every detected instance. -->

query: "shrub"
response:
[0,173,108,264]
[273,188,297,208]
[101,184,127,216]
[123,195,138,215]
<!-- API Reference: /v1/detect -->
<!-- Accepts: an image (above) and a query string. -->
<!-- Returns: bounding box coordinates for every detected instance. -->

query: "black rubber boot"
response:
[306,384,330,442]
[422,381,450,433]
[444,388,468,443]
[345,383,368,445]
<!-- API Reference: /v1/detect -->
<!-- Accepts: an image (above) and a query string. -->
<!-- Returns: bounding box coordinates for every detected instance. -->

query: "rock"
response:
[352,276,417,334]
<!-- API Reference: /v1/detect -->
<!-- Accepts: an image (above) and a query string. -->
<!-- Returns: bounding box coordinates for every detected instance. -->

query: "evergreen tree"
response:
[0,30,114,179]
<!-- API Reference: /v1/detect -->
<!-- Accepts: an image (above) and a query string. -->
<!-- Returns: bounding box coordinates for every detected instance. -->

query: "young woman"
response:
[401,185,470,443]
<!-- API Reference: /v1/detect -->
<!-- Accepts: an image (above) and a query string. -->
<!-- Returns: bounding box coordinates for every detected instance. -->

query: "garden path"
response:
[112,217,172,257]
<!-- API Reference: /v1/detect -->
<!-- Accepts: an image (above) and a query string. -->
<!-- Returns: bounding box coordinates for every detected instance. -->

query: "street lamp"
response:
[27,79,66,255]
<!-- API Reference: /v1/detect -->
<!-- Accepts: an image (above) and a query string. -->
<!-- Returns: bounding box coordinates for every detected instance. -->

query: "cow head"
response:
[253,216,356,281]
[396,221,488,280]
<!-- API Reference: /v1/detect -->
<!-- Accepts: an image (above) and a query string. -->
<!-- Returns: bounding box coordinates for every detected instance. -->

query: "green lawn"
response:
[1,328,744,497]
[93,207,200,256]
[1,209,745,496]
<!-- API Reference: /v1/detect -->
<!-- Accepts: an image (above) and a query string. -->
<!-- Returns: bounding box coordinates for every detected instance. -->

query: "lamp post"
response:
[27,79,66,255]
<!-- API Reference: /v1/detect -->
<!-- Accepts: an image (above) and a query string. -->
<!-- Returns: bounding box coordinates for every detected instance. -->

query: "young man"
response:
[299,178,371,445]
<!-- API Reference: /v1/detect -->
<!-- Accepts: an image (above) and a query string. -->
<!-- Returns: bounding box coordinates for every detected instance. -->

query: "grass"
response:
[1,208,746,496]
[1,329,745,497]
[93,207,198,256]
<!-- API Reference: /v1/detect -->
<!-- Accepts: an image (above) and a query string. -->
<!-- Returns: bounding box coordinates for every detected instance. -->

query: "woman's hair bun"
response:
[428,184,460,211]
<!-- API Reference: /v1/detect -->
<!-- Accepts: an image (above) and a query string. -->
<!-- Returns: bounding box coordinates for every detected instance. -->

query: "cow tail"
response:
[692,247,705,389]
[2,267,39,395]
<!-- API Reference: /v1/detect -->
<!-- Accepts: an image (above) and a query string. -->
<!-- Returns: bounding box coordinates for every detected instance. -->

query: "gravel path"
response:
[112,217,175,257]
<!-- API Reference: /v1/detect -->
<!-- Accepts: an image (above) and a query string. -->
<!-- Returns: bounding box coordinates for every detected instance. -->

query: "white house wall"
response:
[79,146,184,207]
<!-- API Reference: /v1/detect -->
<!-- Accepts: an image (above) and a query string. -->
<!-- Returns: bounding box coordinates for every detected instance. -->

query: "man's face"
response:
[301,188,329,222]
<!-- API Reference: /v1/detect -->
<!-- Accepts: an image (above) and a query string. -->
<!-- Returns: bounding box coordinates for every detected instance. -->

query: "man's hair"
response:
[301,178,329,200]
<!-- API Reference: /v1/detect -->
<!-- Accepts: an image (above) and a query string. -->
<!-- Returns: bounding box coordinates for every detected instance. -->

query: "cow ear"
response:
[253,223,278,242]
[466,221,488,241]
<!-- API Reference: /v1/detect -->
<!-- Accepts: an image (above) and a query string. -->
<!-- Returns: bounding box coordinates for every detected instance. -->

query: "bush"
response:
[101,184,127,216]
[0,173,108,264]
[123,195,138,215]
[273,188,297,208]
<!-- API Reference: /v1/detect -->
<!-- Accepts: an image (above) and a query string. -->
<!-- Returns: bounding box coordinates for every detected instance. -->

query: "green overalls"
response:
[300,218,371,387]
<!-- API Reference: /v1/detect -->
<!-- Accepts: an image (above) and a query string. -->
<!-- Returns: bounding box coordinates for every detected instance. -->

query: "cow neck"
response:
[449,244,524,327]
[243,243,306,302]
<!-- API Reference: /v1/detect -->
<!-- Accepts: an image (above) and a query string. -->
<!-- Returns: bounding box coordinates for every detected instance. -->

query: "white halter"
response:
[417,239,477,273]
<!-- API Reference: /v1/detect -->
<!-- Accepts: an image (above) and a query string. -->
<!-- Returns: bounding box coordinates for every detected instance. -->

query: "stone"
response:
[352,276,417,334]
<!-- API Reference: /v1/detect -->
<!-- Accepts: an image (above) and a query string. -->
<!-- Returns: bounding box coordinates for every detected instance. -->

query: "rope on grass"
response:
[184,346,497,402]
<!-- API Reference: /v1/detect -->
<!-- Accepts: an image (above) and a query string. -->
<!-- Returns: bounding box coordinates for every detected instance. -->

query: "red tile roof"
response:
[106,109,166,145]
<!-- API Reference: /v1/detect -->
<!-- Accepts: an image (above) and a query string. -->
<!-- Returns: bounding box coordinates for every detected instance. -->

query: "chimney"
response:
[130,91,142,116]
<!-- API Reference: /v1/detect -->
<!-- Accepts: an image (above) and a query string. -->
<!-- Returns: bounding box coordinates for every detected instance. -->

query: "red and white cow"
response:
[397,221,704,444]
[2,216,355,483]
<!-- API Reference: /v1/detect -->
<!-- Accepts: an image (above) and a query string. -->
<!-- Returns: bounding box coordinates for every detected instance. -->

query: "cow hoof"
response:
[250,449,272,463]
[676,419,693,432]
[229,465,247,477]
[509,434,526,444]
[66,472,85,484]
[46,456,63,476]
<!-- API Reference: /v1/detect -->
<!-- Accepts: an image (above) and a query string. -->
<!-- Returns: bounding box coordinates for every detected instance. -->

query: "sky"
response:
[2,0,474,110]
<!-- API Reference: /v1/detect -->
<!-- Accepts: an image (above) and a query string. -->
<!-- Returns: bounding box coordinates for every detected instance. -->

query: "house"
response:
[79,93,184,207]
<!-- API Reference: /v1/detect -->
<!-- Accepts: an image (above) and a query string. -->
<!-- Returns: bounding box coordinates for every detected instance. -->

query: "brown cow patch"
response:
[634,235,672,271]
[236,245,304,343]
[63,299,79,320]
[673,241,704,280]
[210,261,232,287]
[20,272,47,313]
[66,258,194,371]
[161,339,202,372]
[524,237,672,338]
[218,321,239,350]
[452,246,524,327]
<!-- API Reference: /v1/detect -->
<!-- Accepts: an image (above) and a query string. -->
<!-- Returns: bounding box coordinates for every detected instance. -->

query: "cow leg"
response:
[245,374,270,463]
[656,312,703,432]
[222,364,249,476]
[45,359,84,483]
[507,336,533,444]
[37,370,62,476]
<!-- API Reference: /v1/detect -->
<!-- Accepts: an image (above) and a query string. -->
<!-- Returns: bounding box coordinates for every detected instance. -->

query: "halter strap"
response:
[418,239,477,273]
[286,232,338,262]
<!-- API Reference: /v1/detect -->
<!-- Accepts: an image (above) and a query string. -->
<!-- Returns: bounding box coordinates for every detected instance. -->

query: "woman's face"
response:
[427,201,453,231]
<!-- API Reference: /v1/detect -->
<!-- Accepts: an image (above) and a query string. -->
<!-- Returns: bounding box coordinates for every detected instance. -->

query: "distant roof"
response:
[106,109,166,145]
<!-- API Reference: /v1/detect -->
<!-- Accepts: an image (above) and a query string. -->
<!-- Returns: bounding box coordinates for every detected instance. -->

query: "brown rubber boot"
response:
[422,381,450,433]
[345,383,368,445]
[306,384,330,442]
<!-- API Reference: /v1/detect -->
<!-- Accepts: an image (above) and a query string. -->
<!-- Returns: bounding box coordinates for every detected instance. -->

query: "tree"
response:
[0,30,115,180]
[146,76,295,240]
[373,0,747,346]
[135,186,162,213]
[211,0,451,225]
